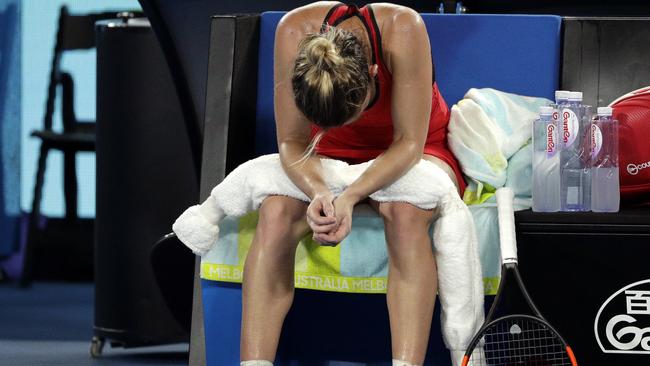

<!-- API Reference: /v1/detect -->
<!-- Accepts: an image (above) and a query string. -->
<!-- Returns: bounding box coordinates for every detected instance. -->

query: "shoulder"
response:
[370,3,427,42]
[369,4,429,71]
[274,2,340,81]
[276,1,339,39]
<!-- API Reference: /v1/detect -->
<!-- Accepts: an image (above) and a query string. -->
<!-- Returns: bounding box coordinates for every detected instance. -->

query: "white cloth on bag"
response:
[448,88,551,189]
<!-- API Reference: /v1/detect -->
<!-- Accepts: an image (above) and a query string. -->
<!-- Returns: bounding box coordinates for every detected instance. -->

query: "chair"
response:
[20,7,138,287]
[199,12,562,365]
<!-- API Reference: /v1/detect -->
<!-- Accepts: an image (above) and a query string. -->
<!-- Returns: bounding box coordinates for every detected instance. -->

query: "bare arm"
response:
[343,9,432,204]
[274,14,327,199]
[274,12,339,234]
[316,9,433,244]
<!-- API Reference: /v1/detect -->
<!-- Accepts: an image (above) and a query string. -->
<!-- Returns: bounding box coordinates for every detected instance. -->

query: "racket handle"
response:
[496,187,518,264]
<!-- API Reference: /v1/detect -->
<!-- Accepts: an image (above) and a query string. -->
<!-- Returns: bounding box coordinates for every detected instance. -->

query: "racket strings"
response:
[467,317,573,366]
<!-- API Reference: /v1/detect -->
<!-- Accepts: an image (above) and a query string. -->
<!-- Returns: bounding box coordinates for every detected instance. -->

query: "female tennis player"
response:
[241,2,465,365]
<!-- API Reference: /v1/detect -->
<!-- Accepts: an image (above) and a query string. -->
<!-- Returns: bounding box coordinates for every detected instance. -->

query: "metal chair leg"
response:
[20,144,49,287]
[63,149,78,221]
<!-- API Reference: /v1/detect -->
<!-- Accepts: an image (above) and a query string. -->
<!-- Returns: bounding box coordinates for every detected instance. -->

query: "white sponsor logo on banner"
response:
[595,279,650,354]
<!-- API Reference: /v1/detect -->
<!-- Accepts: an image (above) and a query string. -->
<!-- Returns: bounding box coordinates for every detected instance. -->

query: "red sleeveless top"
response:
[310,3,466,193]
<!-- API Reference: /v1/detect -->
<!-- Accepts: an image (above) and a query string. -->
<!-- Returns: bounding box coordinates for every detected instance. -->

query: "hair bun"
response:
[307,36,342,69]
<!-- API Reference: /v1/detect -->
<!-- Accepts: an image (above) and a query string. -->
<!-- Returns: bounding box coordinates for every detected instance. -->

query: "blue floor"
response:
[0,281,189,366]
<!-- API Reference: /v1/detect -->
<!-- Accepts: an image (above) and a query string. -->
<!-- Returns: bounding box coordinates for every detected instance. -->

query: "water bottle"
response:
[532,106,561,212]
[560,91,591,211]
[552,89,570,163]
[555,90,571,106]
[553,90,570,155]
[591,107,620,212]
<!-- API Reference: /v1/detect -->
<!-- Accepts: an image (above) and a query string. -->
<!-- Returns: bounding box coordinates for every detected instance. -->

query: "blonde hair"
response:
[290,130,326,167]
[292,26,371,128]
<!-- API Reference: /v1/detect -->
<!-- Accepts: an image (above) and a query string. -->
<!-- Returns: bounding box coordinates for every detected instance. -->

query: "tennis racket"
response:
[461,187,578,366]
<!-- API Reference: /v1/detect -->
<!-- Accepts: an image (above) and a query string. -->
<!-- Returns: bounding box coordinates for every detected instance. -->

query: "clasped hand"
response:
[306,191,355,246]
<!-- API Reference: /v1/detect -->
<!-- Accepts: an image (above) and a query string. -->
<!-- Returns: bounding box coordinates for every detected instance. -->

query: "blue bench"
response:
[200,11,560,365]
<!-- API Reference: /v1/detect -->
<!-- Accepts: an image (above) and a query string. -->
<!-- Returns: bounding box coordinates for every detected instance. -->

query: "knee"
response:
[256,197,306,242]
[378,202,434,242]
[379,202,434,229]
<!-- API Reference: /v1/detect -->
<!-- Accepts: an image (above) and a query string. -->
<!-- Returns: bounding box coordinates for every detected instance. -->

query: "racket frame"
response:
[462,263,577,365]
[461,188,577,365]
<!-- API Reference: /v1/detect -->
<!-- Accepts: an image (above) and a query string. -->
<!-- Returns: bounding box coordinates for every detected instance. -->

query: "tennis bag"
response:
[610,86,650,205]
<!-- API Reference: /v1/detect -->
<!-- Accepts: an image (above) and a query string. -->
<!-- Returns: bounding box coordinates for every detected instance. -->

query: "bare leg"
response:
[372,200,438,365]
[240,196,310,362]
[372,154,460,364]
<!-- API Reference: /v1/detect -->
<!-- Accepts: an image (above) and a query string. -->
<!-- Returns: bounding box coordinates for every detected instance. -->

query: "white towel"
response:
[448,88,551,189]
[172,153,484,361]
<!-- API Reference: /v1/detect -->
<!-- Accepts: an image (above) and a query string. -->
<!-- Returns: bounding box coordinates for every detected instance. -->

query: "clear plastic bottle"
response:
[532,106,560,212]
[553,90,570,152]
[591,107,620,212]
[560,91,591,211]
[555,90,571,106]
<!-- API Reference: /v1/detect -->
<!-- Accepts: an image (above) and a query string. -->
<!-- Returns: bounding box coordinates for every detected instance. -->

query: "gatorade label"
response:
[546,123,557,158]
[591,124,603,158]
[562,108,579,147]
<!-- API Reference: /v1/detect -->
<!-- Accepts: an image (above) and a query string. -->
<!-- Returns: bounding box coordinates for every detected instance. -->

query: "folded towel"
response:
[173,153,484,356]
[448,88,550,193]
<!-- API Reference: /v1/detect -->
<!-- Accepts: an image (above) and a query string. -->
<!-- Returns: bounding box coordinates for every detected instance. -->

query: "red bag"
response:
[609,87,650,205]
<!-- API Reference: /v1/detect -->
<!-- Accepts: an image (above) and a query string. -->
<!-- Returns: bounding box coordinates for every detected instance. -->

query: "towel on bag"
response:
[448,88,551,200]
[173,154,484,357]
